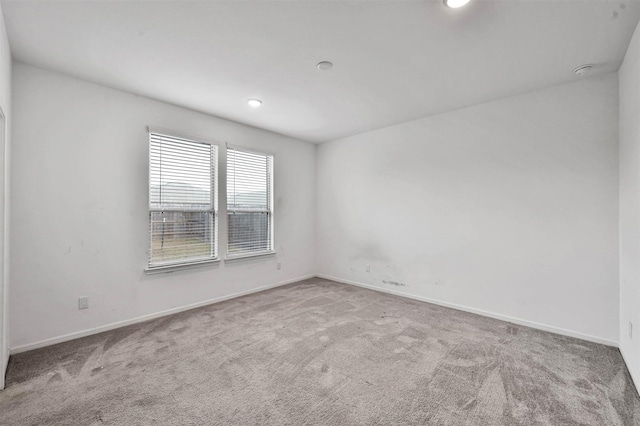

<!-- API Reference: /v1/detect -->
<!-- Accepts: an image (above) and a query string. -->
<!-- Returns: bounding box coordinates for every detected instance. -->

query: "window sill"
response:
[145,258,220,274]
[224,251,277,263]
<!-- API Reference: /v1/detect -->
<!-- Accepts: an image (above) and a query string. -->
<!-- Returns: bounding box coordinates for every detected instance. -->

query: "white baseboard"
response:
[10,274,314,355]
[9,273,618,355]
[619,346,640,395]
[316,274,618,348]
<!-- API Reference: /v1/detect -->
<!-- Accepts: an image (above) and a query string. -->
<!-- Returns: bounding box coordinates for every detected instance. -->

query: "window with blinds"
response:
[148,131,218,268]
[227,147,273,257]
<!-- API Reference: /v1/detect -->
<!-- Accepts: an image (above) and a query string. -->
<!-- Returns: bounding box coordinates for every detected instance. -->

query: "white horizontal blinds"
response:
[149,132,217,267]
[150,134,212,209]
[227,147,273,256]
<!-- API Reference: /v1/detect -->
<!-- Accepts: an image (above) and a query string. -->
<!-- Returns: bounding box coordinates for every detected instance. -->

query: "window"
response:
[226,147,274,258]
[148,130,218,269]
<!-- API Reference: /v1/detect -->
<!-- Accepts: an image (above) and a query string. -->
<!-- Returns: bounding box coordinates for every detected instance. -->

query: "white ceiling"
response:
[2,0,640,143]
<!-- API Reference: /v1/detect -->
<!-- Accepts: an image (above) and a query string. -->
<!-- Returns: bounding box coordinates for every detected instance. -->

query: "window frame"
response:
[225,144,275,260]
[145,126,221,273]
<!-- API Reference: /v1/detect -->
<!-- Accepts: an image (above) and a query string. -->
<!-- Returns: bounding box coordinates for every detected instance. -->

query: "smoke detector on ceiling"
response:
[573,65,593,76]
[317,61,333,71]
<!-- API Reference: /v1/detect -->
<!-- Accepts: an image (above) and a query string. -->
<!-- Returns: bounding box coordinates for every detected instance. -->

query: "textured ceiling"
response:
[3,0,640,143]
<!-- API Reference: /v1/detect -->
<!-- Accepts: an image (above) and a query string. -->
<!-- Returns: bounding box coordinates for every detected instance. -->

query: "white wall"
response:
[619,18,640,390]
[9,63,315,350]
[4,39,625,370]
[317,74,619,345]
[0,4,11,390]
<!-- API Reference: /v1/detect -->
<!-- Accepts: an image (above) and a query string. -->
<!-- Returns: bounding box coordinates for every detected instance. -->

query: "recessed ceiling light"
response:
[247,99,262,108]
[444,0,471,8]
[317,61,333,71]
[573,65,593,76]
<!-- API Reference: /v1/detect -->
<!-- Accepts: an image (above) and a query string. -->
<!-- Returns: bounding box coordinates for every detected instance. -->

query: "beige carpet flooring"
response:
[1,277,639,425]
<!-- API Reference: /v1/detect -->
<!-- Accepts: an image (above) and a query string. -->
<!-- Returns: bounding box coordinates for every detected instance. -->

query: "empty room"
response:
[1,0,640,424]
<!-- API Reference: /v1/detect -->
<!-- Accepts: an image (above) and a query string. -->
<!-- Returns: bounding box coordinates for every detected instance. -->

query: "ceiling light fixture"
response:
[444,0,471,8]
[573,64,593,76]
[317,61,333,71]
[247,99,262,108]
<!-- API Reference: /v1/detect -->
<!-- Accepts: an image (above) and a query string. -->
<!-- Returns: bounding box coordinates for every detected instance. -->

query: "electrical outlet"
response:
[277,262,281,270]
[630,322,634,339]
[366,264,370,272]
[78,296,89,310]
